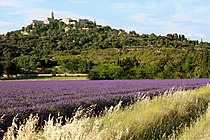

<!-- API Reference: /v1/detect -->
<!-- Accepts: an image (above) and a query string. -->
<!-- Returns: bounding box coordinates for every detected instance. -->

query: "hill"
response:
[0,20,210,79]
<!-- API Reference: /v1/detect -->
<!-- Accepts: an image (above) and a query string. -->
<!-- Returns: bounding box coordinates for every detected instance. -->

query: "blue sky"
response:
[0,0,210,41]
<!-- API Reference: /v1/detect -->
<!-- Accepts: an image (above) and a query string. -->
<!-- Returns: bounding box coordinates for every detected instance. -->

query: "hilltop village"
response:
[32,11,93,25]
[21,11,94,35]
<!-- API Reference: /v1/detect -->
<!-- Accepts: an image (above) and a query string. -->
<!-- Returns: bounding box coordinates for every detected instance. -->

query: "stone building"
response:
[69,20,77,25]
[44,11,54,24]
[32,11,55,25]
[32,20,44,24]
[77,18,90,24]
[60,18,78,25]
[60,18,71,25]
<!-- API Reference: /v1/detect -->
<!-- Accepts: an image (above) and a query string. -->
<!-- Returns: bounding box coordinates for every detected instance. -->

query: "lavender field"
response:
[0,79,210,117]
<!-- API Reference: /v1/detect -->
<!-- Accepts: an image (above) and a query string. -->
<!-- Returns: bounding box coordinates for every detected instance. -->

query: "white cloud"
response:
[195,33,205,39]
[68,0,87,3]
[0,30,6,34]
[131,13,154,25]
[94,19,109,26]
[0,21,16,34]
[171,1,191,22]
[5,8,50,26]
[187,33,205,41]
[112,2,140,13]
[54,10,82,19]
[194,6,209,14]
[0,0,47,9]
[127,0,210,41]
[0,21,15,27]
[0,0,15,7]
[129,9,210,41]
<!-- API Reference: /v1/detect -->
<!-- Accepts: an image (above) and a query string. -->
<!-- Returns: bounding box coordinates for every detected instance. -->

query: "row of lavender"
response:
[0,79,210,117]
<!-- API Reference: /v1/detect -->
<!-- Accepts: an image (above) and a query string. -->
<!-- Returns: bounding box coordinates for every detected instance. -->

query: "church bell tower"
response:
[51,11,54,19]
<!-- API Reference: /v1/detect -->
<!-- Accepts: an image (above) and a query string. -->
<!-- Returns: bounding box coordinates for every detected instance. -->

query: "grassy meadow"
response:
[1,86,210,140]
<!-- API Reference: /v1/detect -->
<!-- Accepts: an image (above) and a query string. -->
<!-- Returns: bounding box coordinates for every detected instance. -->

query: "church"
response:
[32,11,55,25]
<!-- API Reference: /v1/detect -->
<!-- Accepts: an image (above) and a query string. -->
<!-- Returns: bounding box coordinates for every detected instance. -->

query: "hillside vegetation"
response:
[0,20,210,79]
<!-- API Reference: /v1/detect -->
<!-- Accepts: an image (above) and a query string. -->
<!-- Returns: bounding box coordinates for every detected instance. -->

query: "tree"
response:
[0,62,3,77]
[173,33,178,40]
[88,64,123,80]
[14,55,40,73]
[166,34,173,40]
[4,62,19,77]
[88,65,110,80]
[149,33,157,41]
[60,59,87,73]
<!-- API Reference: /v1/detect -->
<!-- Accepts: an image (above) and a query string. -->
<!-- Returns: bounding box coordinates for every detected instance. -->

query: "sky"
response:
[0,0,210,41]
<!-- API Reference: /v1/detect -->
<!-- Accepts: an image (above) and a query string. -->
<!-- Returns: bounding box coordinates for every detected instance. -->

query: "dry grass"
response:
[175,103,210,140]
[2,86,210,140]
[0,115,4,133]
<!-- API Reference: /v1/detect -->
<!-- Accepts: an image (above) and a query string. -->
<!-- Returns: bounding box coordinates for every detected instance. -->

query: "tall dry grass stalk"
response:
[0,115,4,133]
[173,103,210,140]
[2,86,210,140]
